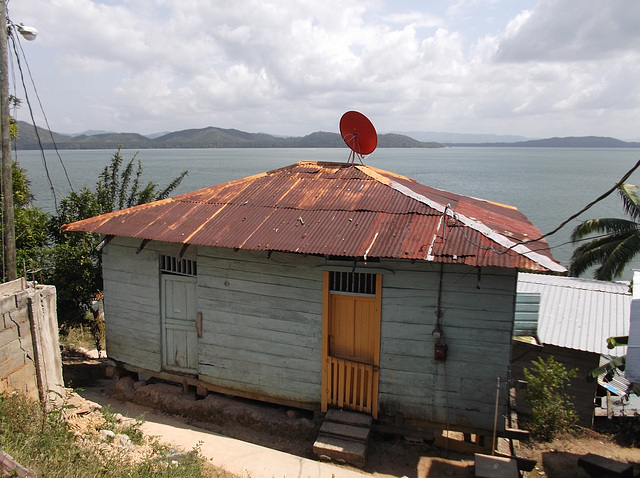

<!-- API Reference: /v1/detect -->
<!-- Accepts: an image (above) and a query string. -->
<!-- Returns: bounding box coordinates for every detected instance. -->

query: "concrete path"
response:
[79,388,372,478]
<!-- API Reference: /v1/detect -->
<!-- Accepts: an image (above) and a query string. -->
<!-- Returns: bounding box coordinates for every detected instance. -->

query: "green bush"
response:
[523,356,578,441]
[0,391,219,477]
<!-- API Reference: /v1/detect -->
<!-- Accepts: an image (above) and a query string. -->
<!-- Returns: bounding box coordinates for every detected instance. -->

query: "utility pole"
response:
[0,0,16,281]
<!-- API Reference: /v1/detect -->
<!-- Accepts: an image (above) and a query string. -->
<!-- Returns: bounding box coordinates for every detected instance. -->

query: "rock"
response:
[100,429,115,439]
[133,380,147,390]
[167,451,190,462]
[116,434,133,448]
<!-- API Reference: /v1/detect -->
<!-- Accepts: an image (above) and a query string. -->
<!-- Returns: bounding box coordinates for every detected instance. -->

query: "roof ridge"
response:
[357,164,565,273]
[519,273,631,292]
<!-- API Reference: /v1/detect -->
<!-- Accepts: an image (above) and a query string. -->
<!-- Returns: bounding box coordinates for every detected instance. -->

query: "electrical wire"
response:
[7,27,59,212]
[11,27,73,196]
[438,159,640,262]
[509,159,640,251]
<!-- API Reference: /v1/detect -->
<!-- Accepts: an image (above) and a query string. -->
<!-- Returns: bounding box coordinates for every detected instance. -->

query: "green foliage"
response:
[3,162,53,281]
[59,324,102,351]
[7,149,186,330]
[588,336,640,397]
[523,356,578,441]
[607,335,630,349]
[100,404,145,446]
[50,148,187,330]
[0,391,217,477]
[570,183,640,280]
[49,237,102,331]
[9,96,22,140]
[94,147,188,212]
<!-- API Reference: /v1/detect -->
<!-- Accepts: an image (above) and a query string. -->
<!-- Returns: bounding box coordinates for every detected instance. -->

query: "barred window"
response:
[160,255,197,277]
[329,271,376,295]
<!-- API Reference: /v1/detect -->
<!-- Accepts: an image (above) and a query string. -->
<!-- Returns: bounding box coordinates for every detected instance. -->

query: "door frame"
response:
[161,273,198,373]
[321,271,382,418]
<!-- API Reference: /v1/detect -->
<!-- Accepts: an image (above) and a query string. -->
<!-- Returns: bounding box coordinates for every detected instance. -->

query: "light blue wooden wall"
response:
[196,247,324,403]
[378,259,517,431]
[102,238,516,431]
[102,238,197,372]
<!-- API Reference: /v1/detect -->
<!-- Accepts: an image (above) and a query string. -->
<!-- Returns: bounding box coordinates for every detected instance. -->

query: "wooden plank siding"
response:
[196,247,324,404]
[377,259,517,432]
[102,238,518,433]
[102,238,193,372]
[511,341,599,427]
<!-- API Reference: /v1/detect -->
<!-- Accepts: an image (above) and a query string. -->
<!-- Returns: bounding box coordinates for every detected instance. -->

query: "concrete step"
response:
[319,420,371,442]
[313,435,368,468]
[325,408,373,428]
[314,409,373,467]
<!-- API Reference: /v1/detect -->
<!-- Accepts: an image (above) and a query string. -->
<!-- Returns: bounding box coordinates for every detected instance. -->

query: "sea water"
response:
[12,146,640,277]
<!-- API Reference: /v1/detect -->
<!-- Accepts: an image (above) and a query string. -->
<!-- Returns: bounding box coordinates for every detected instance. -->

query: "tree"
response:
[2,162,51,281]
[524,356,578,441]
[569,183,640,281]
[50,148,187,330]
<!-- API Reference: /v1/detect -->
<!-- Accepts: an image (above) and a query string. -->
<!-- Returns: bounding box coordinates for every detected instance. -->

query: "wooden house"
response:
[63,160,565,437]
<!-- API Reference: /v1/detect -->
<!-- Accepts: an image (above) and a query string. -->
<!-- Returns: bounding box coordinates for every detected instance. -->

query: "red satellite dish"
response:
[339,111,377,164]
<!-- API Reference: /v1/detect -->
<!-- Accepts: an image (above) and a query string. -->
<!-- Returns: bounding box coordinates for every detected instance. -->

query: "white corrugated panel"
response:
[627,299,640,382]
[517,273,631,356]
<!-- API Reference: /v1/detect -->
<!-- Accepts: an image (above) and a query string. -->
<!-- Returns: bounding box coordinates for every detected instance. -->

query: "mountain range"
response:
[449,136,640,148]
[13,121,442,150]
[12,121,640,150]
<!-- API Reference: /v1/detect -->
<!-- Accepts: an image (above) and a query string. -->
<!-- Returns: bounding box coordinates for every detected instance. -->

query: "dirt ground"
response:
[62,346,640,478]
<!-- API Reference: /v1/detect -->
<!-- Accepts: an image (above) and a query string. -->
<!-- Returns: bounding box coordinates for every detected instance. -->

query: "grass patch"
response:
[0,391,234,477]
[60,320,104,352]
[100,404,146,445]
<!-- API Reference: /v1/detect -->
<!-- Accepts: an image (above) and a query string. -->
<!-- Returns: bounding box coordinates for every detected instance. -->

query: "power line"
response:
[11,27,74,195]
[530,159,640,245]
[7,29,57,211]
[443,159,640,261]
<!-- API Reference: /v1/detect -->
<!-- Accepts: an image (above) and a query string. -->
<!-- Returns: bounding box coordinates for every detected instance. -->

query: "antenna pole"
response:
[0,1,16,281]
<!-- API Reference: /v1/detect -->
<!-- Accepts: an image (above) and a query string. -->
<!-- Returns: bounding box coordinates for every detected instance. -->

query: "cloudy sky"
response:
[6,0,640,139]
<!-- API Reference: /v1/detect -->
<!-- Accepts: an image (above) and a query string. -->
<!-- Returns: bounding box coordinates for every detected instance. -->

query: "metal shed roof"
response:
[517,272,631,355]
[63,161,565,272]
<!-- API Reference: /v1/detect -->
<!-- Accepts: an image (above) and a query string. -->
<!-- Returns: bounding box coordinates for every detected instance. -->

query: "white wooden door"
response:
[161,275,198,372]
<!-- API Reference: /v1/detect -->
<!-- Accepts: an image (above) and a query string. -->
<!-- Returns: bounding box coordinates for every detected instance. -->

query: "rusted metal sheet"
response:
[63,160,565,272]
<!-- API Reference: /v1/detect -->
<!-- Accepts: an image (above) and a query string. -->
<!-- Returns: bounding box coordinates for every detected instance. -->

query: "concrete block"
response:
[474,453,519,478]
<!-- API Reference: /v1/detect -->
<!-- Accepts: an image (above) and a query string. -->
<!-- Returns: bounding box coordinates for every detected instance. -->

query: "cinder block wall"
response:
[0,279,63,408]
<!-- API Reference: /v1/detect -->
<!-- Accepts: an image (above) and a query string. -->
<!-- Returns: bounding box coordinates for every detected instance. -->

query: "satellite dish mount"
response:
[340,111,378,165]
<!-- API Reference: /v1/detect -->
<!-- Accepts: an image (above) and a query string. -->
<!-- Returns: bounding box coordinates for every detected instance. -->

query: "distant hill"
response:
[68,129,116,137]
[13,122,443,150]
[15,122,635,150]
[403,131,532,143]
[448,136,640,148]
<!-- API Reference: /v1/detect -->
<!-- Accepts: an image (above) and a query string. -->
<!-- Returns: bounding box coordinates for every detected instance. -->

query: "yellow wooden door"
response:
[322,272,381,418]
[330,294,376,362]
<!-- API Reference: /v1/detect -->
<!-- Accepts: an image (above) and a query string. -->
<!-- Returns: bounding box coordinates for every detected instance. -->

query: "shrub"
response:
[0,392,217,477]
[523,356,578,441]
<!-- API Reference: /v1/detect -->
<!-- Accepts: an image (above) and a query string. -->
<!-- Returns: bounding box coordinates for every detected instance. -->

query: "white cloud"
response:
[7,0,640,139]
[495,0,640,62]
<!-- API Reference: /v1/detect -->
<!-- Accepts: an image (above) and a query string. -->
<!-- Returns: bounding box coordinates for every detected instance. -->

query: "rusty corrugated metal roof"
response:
[62,161,566,272]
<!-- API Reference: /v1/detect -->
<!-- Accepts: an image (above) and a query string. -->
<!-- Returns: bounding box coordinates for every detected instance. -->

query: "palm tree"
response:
[570,183,640,399]
[569,183,640,280]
